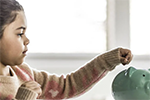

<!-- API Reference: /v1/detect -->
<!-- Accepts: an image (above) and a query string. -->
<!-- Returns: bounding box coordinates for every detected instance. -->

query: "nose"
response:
[24,36,30,45]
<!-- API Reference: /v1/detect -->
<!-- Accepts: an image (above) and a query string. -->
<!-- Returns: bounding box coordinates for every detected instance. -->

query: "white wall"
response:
[24,0,150,100]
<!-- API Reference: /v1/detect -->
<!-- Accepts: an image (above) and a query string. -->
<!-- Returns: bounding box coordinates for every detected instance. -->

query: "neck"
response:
[0,62,10,76]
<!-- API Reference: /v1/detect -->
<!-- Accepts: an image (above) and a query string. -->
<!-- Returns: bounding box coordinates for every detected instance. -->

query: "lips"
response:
[23,49,28,54]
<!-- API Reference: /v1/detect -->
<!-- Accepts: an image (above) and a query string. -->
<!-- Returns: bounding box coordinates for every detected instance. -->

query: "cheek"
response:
[3,38,23,55]
[11,40,23,53]
[0,39,24,65]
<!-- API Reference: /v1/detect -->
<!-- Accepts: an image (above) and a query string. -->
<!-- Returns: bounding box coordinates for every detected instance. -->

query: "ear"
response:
[125,67,136,78]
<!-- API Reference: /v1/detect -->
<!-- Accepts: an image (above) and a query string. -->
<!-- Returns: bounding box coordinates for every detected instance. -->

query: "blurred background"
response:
[18,0,150,100]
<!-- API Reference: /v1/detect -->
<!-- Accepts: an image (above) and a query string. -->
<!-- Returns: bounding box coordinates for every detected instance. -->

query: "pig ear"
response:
[125,67,136,77]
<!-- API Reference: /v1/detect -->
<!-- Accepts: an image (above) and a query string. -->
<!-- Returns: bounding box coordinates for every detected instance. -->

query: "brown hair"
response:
[0,0,24,38]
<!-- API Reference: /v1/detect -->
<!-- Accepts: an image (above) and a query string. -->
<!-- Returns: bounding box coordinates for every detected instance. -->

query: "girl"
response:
[0,0,133,99]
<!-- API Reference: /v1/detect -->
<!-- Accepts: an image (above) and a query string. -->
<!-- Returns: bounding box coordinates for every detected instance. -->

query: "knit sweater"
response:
[0,48,121,100]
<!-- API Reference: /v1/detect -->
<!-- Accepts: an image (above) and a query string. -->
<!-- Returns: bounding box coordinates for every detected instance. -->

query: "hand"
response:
[21,81,42,98]
[119,48,133,65]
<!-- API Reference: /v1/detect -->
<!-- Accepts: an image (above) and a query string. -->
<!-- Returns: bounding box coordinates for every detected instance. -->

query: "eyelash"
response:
[17,33,24,37]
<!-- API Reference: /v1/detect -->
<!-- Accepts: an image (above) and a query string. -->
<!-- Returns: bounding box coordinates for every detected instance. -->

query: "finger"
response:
[21,81,41,88]
[33,87,42,96]
[27,85,41,90]
[23,81,41,86]
[120,57,128,65]
[25,84,42,95]
[125,52,133,63]
[21,81,34,86]
[120,57,126,65]
[125,51,131,59]
[27,82,41,87]
[120,48,130,56]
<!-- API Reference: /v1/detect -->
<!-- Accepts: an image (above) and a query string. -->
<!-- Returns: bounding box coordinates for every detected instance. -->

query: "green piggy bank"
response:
[112,67,150,100]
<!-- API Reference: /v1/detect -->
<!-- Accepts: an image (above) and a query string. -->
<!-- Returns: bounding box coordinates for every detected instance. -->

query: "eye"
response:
[143,74,146,77]
[17,33,24,37]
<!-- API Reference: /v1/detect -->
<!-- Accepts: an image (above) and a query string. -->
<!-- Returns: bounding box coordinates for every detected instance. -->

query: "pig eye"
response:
[143,74,146,77]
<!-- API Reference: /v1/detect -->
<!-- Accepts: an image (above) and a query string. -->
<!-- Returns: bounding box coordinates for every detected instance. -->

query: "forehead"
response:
[14,11,27,29]
[6,11,27,31]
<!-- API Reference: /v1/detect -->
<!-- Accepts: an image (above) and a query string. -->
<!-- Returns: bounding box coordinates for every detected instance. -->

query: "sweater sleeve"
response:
[33,48,121,99]
[15,87,38,100]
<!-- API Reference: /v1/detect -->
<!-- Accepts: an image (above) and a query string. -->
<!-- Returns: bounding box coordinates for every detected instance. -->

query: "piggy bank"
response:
[112,67,150,100]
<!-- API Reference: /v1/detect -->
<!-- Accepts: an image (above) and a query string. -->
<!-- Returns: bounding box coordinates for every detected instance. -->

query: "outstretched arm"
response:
[15,47,132,100]
[33,47,132,99]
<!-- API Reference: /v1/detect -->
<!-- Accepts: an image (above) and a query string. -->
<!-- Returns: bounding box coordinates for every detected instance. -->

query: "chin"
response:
[16,62,23,66]
[8,63,22,66]
[10,60,24,66]
[2,58,24,66]
[16,60,24,65]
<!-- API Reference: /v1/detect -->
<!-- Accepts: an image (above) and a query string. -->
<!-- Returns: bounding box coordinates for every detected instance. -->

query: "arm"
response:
[15,47,132,100]
[33,48,130,99]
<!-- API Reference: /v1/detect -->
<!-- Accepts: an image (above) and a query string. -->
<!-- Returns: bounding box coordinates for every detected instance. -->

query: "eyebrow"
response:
[16,26,26,30]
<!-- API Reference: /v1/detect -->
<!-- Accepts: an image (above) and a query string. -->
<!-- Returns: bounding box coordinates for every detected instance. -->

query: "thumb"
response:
[120,57,129,65]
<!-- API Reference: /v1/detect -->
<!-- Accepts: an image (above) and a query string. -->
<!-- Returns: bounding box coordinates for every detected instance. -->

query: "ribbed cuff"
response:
[102,48,121,70]
[15,87,38,100]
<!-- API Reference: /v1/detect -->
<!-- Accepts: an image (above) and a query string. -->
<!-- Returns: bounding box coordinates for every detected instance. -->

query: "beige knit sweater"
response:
[0,48,121,100]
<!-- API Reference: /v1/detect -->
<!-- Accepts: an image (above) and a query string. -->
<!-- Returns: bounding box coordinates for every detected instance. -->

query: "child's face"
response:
[0,11,29,66]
